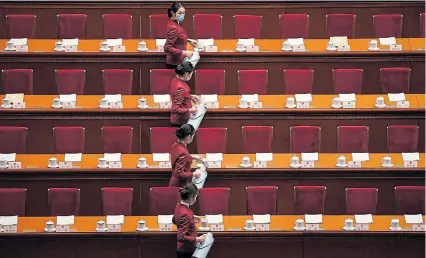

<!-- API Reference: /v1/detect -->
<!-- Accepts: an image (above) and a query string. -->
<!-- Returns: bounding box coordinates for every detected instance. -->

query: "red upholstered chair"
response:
[150,127,176,153]
[373,14,403,38]
[102,126,133,153]
[290,126,321,153]
[195,69,225,94]
[387,125,419,153]
[196,128,227,154]
[102,14,132,39]
[326,14,356,38]
[279,14,309,39]
[150,187,181,215]
[102,187,133,215]
[0,126,28,153]
[346,188,378,215]
[242,126,273,154]
[57,14,87,39]
[246,186,278,215]
[6,14,36,38]
[395,186,425,214]
[150,69,175,94]
[2,69,33,94]
[199,188,230,215]
[48,188,81,216]
[283,69,314,94]
[337,126,369,153]
[332,69,363,94]
[0,188,26,216]
[421,13,425,38]
[380,68,411,93]
[55,69,85,95]
[294,186,326,214]
[238,70,268,95]
[149,14,169,39]
[53,126,85,154]
[234,15,262,39]
[102,69,133,95]
[193,14,222,39]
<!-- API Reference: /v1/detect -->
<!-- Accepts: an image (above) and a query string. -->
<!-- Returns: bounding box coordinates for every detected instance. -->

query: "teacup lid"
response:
[138,220,145,223]
[46,220,54,224]
[296,218,304,222]
[97,220,105,224]
[246,219,253,223]
[139,157,146,160]
[345,218,353,222]
[391,218,399,222]
[338,155,346,159]
[287,96,295,100]
[49,157,57,161]
[99,157,106,160]
[292,155,299,159]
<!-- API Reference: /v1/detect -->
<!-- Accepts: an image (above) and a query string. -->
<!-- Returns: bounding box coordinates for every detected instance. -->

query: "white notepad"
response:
[57,215,75,225]
[402,152,420,161]
[158,215,173,224]
[104,153,122,162]
[0,153,16,162]
[305,214,323,224]
[106,215,124,224]
[352,153,370,161]
[355,214,373,224]
[388,93,405,102]
[10,38,27,46]
[153,153,170,162]
[301,152,319,161]
[64,153,82,162]
[62,38,79,46]
[205,214,223,224]
[295,94,312,102]
[206,153,223,161]
[255,153,273,161]
[253,214,271,223]
[106,38,123,46]
[0,216,18,225]
[60,94,77,102]
[153,94,170,103]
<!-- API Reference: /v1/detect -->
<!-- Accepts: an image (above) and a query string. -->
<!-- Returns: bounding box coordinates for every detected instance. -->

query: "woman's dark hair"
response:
[168,2,184,18]
[180,183,199,200]
[176,124,195,139]
[175,61,193,76]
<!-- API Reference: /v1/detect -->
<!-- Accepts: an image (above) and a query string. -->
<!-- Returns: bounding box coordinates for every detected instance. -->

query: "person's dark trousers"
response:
[176,251,194,258]
[167,63,178,69]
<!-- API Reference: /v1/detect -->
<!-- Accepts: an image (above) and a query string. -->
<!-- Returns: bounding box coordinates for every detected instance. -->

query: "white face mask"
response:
[184,73,192,81]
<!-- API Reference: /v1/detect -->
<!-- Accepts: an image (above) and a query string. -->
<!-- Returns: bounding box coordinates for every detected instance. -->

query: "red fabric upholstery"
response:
[55,69,85,95]
[195,69,225,94]
[193,14,222,39]
[150,14,169,39]
[102,14,132,39]
[242,126,273,154]
[283,69,314,94]
[294,186,326,214]
[234,15,262,39]
[2,69,33,94]
[53,126,85,154]
[102,187,133,215]
[102,126,133,153]
[150,187,181,215]
[279,14,309,39]
[102,69,133,95]
[150,127,176,153]
[6,14,36,38]
[387,125,419,153]
[238,70,268,94]
[421,13,425,38]
[290,126,321,153]
[326,14,356,38]
[199,188,230,215]
[57,14,87,39]
[0,188,26,216]
[338,126,369,153]
[0,126,28,153]
[380,68,411,93]
[150,69,175,94]
[373,14,403,38]
[246,186,278,215]
[395,186,425,214]
[346,188,378,214]
[196,128,227,154]
[48,188,81,216]
[332,69,363,94]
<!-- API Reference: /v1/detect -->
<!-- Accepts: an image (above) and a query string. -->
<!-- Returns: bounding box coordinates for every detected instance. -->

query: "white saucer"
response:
[240,163,252,168]
[336,163,348,168]
[198,227,210,231]
[368,47,380,51]
[96,228,108,232]
[44,228,56,232]
[326,47,337,51]
[97,164,109,168]
[290,164,302,168]
[5,48,16,51]
[331,104,343,108]
[236,48,247,52]
[137,164,149,168]
[382,164,394,168]
[136,227,149,231]
[293,226,305,231]
[99,48,110,52]
[137,105,149,109]
[99,105,110,109]
[375,104,387,108]
[194,48,205,52]
[343,226,356,231]
[51,104,63,108]
[137,48,149,52]
[48,164,59,168]
[389,227,401,231]
[285,104,297,108]
[54,48,65,52]
[238,104,249,108]
[244,227,255,231]
[1,105,12,108]
[281,48,292,52]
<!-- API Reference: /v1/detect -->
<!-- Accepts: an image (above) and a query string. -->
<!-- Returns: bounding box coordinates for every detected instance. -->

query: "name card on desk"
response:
[404,160,417,168]
[390,44,402,51]
[62,101,76,109]
[59,162,72,168]
[402,152,419,168]
[348,161,362,168]
[16,45,28,52]
[397,100,410,108]
[254,161,267,168]
[160,102,171,109]
[296,102,310,108]
[247,45,259,52]
[1,216,18,233]
[112,46,126,52]
[210,223,224,231]
[249,101,262,108]
[159,223,173,231]
[205,45,217,52]
[301,161,315,168]
[337,45,350,51]
[356,224,369,231]
[159,161,172,168]
[206,102,219,109]
[412,224,425,231]
[343,101,355,108]
[292,45,305,52]
[109,101,123,109]
[64,45,77,52]
[56,225,70,232]
[12,102,25,108]
[207,161,221,168]
[109,161,122,168]
[3,225,17,233]
[306,224,320,230]
[8,162,21,169]
[107,224,121,232]
[255,223,270,231]
[156,45,164,52]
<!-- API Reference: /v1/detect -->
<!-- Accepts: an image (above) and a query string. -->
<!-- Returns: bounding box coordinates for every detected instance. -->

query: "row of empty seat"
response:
[0,186,424,216]
[5,13,423,39]
[1,68,413,95]
[0,125,419,154]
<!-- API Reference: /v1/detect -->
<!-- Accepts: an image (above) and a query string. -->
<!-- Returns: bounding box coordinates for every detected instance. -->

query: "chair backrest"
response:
[6,14,36,38]
[102,14,132,39]
[48,188,81,216]
[387,125,419,153]
[380,68,411,93]
[421,13,425,38]
[242,126,273,153]
[395,186,425,215]
[290,126,321,153]
[102,69,133,95]
[332,69,363,94]
[326,13,356,38]
[238,70,268,95]
[346,188,378,215]
[0,126,28,153]
[57,14,87,39]
[283,69,314,94]
[294,186,326,214]
[102,126,133,153]
[0,188,26,216]
[150,127,177,153]
[150,14,169,39]
[55,69,86,95]
[337,126,369,153]
[53,126,86,154]
[279,14,309,39]
[196,128,227,154]
[150,69,175,94]
[199,188,230,215]
[195,69,225,94]
[2,69,33,94]
[101,187,134,215]
[373,14,403,38]
[234,15,262,39]
[150,187,181,215]
[246,186,278,215]
[193,14,222,39]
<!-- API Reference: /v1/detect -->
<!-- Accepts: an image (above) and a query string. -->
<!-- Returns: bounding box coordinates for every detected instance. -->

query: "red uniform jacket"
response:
[164,19,188,65]
[170,77,192,126]
[169,141,193,187]
[172,202,197,253]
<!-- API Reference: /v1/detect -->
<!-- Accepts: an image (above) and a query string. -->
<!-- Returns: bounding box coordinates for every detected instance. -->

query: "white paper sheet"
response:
[206,153,223,161]
[301,152,319,161]
[184,50,201,68]
[106,215,124,224]
[287,38,304,46]
[193,232,214,258]
[59,94,77,102]
[405,214,423,224]
[104,153,122,162]
[192,169,208,189]
[10,38,27,46]
[104,94,122,102]
[388,93,406,102]
[379,37,397,46]
[205,214,223,224]
[156,39,167,46]
[0,216,18,225]
[0,153,16,162]
[339,93,356,102]
[295,94,312,102]
[253,214,271,223]
[255,153,273,161]
[158,215,173,224]
[62,38,79,46]
[238,38,255,46]
[305,214,323,224]
[57,215,75,225]
[153,153,170,162]
[5,94,24,102]
[330,36,348,47]
[352,153,370,161]
[190,105,207,120]
[354,214,373,224]
[198,38,214,46]
[64,153,82,162]
[241,94,259,102]
[200,94,218,104]
[106,38,123,46]
[402,152,420,161]
[153,94,171,103]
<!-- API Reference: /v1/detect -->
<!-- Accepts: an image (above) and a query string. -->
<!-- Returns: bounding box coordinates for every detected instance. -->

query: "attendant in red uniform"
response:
[169,124,202,187]
[173,183,205,258]
[165,2,198,69]
[170,61,199,126]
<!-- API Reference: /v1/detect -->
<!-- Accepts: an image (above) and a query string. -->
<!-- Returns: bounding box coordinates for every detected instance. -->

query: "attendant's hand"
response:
[191,95,200,103]
[193,170,202,178]
[189,107,198,114]
[183,50,193,57]
[196,236,206,244]
[191,155,203,162]
[194,215,202,224]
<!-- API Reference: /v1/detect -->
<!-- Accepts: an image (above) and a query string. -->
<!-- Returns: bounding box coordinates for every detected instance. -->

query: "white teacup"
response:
[138,41,147,50]
[98,157,107,168]
[282,40,291,51]
[55,41,64,51]
[290,156,300,167]
[344,218,354,229]
[138,98,147,107]
[245,219,254,229]
[337,156,346,166]
[332,97,342,108]
[0,158,8,168]
[137,157,147,168]
[239,98,248,107]
[241,156,250,166]
[390,218,400,230]
[100,41,109,51]
[48,157,58,168]
[201,218,208,228]
[52,98,62,108]
[137,220,146,230]
[376,96,385,107]
[45,220,55,231]
[295,219,305,230]
[369,40,378,49]
[382,156,392,167]
[2,98,11,107]
[236,43,246,50]
[198,41,205,50]
[99,98,109,108]
[327,41,336,50]
[5,41,15,50]
[286,97,295,107]
[97,220,106,230]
